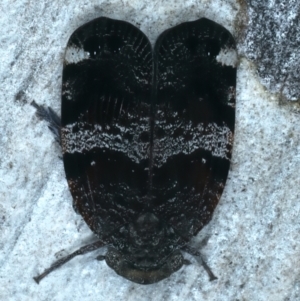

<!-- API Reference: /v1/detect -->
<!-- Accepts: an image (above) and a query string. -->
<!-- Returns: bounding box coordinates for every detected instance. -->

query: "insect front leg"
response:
[33,240,106,284]
[181,245,218,281]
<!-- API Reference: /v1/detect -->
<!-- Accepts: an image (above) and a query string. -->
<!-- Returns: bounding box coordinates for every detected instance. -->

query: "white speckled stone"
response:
[1,1,299,300]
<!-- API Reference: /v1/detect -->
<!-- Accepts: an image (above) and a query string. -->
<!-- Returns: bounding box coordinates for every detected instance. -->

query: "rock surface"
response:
[241,0,300,101]
[0,0,299,300]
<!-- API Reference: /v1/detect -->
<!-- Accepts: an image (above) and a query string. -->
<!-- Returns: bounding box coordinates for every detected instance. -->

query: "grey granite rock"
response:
[0,1,299,300]
[241,0,300,101]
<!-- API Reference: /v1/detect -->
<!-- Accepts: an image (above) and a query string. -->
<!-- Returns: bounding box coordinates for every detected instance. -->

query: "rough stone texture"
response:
[241,0,300,101]
[1,0,300,300]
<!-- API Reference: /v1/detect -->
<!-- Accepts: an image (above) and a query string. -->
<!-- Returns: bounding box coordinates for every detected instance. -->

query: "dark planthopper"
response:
[32,16,236,285]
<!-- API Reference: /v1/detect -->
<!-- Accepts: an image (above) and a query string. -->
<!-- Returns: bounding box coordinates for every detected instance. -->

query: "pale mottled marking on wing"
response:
[62,80,73,100]
[227,86,236,108]
[65,46,90,65]
[154,102,233,161]
[61,117,233,165]
[61,118,150,162]
[216,47,237,67]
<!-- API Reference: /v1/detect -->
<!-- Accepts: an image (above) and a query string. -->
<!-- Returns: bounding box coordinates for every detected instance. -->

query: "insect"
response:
[33,16,236,284]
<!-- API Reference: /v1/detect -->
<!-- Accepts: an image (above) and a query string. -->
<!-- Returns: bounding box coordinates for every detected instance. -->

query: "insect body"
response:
[33,17,236,284]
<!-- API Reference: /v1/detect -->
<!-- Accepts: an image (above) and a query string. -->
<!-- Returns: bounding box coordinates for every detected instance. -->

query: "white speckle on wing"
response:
[154,116,233,165]
[216,47,237,67]
[61,116,233,167]
[65,46,90,65]
[61,119,150,164]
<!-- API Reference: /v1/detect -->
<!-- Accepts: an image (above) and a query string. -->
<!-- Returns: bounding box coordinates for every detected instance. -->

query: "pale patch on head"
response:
[216,47,237,67]
[65,46,90,65]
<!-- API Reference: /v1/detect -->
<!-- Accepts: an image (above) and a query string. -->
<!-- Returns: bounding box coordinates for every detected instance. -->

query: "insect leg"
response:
[33,240,106,284]
[181,245,217,281]
[31,100,61,145]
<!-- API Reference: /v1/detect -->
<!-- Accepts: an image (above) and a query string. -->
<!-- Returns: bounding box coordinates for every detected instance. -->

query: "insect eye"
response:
[170,253,183,269]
